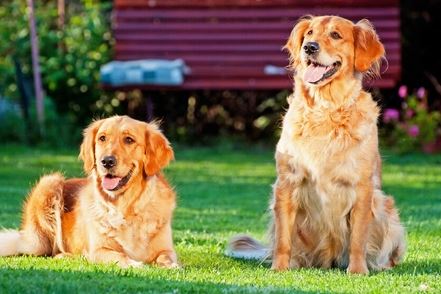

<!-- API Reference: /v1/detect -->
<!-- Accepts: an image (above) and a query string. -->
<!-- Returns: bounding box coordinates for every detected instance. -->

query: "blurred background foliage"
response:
[0,0,113,146]
[0,0,440,151]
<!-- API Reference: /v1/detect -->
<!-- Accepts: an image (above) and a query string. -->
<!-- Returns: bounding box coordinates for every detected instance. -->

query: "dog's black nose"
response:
[101,156,116,169]
[304,42,320,55]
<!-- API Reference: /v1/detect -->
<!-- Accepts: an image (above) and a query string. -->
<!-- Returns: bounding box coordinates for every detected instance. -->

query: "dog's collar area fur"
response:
[298,73,362,108]
[92,196,126,229]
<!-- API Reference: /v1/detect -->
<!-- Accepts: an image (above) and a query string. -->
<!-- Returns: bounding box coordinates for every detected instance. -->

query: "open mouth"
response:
[102,166,134,191]
[304,60,342,84]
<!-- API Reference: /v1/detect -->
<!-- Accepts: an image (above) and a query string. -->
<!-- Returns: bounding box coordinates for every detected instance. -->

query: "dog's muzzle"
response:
[304,42,320,55]
[101,155,117,169]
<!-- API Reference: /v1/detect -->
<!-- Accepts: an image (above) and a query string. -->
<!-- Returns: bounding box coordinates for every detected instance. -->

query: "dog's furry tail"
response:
[225,234,271,261]
[0,230,21,256]
[0,173,66,257]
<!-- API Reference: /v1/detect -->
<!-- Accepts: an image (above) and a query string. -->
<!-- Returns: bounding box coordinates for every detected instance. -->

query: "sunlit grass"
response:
[0,144,440,293]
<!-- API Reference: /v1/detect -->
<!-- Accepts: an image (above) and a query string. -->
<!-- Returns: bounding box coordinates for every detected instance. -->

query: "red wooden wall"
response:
[110,0,400,89]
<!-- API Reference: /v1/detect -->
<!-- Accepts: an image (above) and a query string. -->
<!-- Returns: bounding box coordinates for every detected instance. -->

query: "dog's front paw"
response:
[54,253,72,259]
[347,261,369,275]
[165,262,180,269]
[155,253,180,269]
[271,254,290,271]
[119,258,144,269]
[128,259,144,268]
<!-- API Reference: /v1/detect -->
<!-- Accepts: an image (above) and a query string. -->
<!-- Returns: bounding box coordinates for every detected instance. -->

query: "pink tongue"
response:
[304,64,329,83]
[102,176,121,190]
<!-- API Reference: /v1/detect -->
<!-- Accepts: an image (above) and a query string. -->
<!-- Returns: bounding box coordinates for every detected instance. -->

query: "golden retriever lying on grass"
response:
[0,116,178,268]
[227,15,405,274]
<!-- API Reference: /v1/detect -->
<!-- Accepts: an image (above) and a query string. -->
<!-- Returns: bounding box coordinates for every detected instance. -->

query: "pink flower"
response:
[405,109,414,118]
[398,85,408,98]
[417,87,426,99]
[408,125,420,137]
[383,108,400,123]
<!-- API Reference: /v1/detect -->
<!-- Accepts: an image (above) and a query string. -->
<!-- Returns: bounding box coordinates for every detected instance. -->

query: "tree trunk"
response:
[57,0,65,31]
[27,0,45,136]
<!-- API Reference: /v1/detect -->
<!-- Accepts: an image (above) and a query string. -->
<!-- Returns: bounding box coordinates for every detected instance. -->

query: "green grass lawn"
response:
[0,144,440,293]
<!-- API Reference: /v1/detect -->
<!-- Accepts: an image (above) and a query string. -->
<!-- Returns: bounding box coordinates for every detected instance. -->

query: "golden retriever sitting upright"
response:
[0,116,178,268]
[227,16,405,274]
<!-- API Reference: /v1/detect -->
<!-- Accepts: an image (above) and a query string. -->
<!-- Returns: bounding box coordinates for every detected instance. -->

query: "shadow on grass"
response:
[228,256,441,277]
[0,267,317,294]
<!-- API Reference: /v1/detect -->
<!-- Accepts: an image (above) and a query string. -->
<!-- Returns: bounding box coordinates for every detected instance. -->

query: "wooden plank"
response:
[114,53,401,65]
[103,77,396,90]
[115,54,289,63]
[114,33,290,42]
[115,43,400,54]
[183,78,290,90]
[190,67,285,78]
[114,31,400,42]
[189,65,400,77]
[103,78,291,90]
[115,8,399,19]
[112,59,400,77]
[115,0,399,9]
[116,43,283,52]
[115,21,400,32]
[113,51,401,62]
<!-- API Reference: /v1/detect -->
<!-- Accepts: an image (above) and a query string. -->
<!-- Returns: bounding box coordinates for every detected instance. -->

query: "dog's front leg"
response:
[146,223,179,269]
[272,178,297,271]
[347,182,373,274]
[90,247,143,268]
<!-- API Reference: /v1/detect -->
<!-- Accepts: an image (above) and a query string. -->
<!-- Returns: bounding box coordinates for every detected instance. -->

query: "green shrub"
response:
[137,89,289,144]
[0,98,26,142]
[381,85,441,153]
[0,95,81,147]
[0,0,116,145]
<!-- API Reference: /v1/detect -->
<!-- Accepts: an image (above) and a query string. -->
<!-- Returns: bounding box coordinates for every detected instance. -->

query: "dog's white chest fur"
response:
[276,98,377,186]
[87,179,164,262]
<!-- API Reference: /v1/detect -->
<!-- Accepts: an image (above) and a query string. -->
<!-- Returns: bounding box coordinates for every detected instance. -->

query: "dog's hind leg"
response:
[367,192,406,270]
[383,196,406,268]
[18,173,66,256]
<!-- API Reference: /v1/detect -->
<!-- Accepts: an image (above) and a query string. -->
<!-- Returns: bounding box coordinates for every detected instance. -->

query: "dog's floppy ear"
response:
[79,119,104,174]
[283,15,313,69]
[144,123,174,176]
[354,19,385,77]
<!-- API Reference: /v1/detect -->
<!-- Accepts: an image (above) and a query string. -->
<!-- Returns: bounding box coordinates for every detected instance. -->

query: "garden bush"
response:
[132,90,290,144]
[0,97,26,142]
[381,86,441,153]
[0,0,116,146]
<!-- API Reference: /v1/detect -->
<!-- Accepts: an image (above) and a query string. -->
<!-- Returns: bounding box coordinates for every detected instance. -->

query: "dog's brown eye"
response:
[307,30,313,35]
[330,31,341,40]
[124,137,135,144]
[98,135,106,142]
